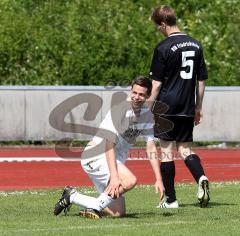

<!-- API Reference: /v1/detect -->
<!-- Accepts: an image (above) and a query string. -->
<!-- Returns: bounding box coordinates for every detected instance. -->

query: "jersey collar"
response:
[168,32,187,37]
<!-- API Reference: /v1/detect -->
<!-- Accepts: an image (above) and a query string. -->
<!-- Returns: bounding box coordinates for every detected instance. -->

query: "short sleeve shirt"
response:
[93,101,155,163]
[149,32,208,116]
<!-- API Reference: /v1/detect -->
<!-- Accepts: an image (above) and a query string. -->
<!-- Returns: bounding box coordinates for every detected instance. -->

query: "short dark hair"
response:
[151,5,177,26]
[131,75,152,95]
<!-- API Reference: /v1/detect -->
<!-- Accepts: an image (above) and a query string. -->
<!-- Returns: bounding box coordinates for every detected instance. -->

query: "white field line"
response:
[1,219,240,234]
[1,157,240,168]
[3,219,240,233]
[0,221,197,233]
[1,181,239,196]
[0,157,80,162]
[0,157,158,162]
[0,189,97,197]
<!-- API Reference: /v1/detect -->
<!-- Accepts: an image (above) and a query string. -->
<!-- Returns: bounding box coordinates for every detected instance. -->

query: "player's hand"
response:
[194,108,203,126]
[155,179,165,201]
[105,175,121,198]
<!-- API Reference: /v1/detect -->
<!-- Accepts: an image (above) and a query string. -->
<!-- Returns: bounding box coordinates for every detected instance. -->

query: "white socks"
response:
[70,191,114,211]
[97,192,114,210]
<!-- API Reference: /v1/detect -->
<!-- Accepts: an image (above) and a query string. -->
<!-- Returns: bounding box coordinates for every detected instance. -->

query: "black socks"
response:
[161,154,205,203]
[184,154,205,183]
[160,161,176,203]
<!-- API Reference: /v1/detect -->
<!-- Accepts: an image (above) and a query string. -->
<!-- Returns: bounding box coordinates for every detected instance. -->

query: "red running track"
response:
[0,147,240,190]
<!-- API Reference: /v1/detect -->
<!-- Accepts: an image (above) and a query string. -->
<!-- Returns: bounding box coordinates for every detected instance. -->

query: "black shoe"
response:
[79,208,101,219]
[53,186,76,216]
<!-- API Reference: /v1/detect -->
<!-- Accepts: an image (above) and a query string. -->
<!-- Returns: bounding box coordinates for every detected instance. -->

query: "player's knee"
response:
[131,175,137,188]
[103,206,126,217]
[111,211,125,217]
[177,147,193,160]
[130,175,137,188]
[125,175,137,190]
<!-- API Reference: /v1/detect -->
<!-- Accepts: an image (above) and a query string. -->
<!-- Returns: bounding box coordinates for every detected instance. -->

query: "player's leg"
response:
[177,142,210,207]
[53,157,108,217]
[79,162,136,218]
[175,116,203,181]
[102,196,125,217]
[69,158,136,217]
[158,139,179,208]
[102,162,137,217]
[53,185,105,219]
[175,116,210,207]
[175,117,206,182]
[177,142,206,182]
[70,157,114,214]
[54,141,110,217]
[153,116,178,208]
[117,162,137,192]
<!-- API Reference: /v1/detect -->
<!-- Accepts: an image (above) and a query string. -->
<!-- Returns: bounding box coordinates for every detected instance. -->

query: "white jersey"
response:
[81,101,155,164]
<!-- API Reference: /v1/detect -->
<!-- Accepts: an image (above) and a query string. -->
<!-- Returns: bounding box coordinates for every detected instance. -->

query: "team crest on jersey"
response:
[121,128,141,144]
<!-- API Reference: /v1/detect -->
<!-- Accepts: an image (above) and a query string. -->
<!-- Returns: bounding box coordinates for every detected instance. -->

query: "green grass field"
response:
[1,182,239,236]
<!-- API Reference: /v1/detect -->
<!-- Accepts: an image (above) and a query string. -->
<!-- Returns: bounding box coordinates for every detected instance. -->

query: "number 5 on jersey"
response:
[180,51,195,79]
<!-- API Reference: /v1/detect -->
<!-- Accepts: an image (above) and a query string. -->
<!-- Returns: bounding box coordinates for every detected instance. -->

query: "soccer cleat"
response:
[79,208,101,219]
[197,176,210,208]
[156,199,179,209]
[53,186,76,216]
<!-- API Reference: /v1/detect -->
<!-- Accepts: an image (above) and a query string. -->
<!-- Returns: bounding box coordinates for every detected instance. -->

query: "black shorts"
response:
[154,115,194,142]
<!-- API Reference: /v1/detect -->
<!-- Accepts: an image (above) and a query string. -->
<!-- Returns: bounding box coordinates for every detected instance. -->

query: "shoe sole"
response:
[156,201,179,209]
[157,205,179,209]
[198,180,210,208]
[79,210,101,219]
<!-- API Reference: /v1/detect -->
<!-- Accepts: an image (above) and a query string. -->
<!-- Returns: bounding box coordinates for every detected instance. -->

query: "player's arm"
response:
[105,139,121,198]
[195,80,205,125]
[147,80,162,110]
[146,140,165,200]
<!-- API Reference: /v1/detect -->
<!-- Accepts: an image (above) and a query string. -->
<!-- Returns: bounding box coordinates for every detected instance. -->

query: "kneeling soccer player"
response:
[53,76,165,218]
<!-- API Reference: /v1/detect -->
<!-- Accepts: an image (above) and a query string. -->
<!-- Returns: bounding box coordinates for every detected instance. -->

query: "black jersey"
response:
[149,32,208,117]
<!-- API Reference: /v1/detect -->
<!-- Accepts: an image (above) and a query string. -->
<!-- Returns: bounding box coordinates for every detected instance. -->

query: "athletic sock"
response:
[184,154,205,183]
[96,192,114,210]
[70,191,114,211]
[160,161,176,203]
[70,192,101,211]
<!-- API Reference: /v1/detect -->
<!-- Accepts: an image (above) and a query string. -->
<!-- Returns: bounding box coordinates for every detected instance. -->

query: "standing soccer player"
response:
[148,5,210,208]
[53,76,165,218]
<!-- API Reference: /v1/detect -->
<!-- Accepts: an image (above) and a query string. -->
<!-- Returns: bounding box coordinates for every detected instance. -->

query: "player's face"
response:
[131,84,149,109]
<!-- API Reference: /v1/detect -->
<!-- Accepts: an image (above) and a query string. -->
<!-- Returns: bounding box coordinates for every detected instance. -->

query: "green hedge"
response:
[0,0,239,85]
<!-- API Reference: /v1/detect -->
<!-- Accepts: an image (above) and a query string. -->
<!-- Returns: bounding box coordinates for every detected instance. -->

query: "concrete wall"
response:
[193,87,240,141]
[0,86,239,141]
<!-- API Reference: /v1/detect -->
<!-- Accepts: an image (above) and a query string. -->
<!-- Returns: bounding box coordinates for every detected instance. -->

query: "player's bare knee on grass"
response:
[104,196,126,217]
[105,209,125,218]
[112,211,125,217]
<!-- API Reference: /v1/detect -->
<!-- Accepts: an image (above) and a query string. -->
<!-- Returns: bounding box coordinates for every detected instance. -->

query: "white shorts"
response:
[81,146,122,193]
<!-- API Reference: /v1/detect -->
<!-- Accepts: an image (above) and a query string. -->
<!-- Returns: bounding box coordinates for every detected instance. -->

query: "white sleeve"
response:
[140,110,156,142]
[95,110,118,143]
